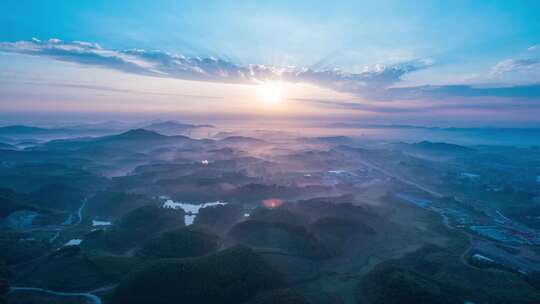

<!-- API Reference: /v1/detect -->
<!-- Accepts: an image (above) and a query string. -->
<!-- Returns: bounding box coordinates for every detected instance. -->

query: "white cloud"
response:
[490,58,539,76]
[3,38,537,102]
[0,38,431,99]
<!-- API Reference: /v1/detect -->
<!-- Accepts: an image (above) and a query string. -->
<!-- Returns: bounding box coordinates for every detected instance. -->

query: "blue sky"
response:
[1,0,540,126]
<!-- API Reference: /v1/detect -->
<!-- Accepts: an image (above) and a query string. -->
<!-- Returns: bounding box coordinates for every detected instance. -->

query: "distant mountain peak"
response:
[145,121,214,129]
[142,121,214,136]
[147,121,193,128]
[112,128,167,139]
[0,125,50,134]
[413,141,473,152]
[219,136,265,144]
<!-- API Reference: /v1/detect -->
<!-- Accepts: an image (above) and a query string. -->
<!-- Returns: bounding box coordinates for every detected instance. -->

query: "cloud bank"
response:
[0,38,431,97]
[1,38,539,103]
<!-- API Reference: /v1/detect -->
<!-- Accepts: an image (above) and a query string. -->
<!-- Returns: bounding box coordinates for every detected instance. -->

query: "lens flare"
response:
[262,198,284,208]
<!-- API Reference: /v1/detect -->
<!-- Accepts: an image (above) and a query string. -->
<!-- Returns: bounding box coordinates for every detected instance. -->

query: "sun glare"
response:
[258,81,285,105]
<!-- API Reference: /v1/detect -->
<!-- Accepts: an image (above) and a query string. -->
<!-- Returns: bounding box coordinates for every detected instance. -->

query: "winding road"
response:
[8,196,116,303]
[8,284,117,304]
[9,286,104,304]
[75,197,89,226]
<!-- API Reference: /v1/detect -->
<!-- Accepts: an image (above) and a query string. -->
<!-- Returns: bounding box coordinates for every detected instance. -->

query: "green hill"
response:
[0,231,50,265]
[84,191,158,220]
[246,289,310,304]
[0,187,37,218]
[358,264,461,304]
[194,203,243,234]
[84,205,185,253]
[229,220,329,259]
[136,226,219,259]
[26,184,85,212]
[113,245,284,304]
[12,246,141,292]
[310,217,374,255]
[249,207,308,226]
[292,199,376,223]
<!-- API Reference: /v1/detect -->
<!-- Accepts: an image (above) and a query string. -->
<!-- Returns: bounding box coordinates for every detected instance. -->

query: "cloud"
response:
[490,58,540,76]
[0,38,263,82]
[386,83,540,100]
[296,94,540,113]
[528,44,539,51]
[1,38,538,103]
[0,38,431,96]
[283,59,433,97]
[293,98,421,113]
[21,81,223,99]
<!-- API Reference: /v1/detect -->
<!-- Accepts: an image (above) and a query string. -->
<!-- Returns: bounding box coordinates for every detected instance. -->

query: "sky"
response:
[1,0,540,127]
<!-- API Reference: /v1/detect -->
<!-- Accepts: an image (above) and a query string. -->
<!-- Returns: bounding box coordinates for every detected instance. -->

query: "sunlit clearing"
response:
[258,81,285,105]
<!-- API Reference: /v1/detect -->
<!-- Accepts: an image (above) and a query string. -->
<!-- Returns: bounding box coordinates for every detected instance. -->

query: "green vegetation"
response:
[410,141,473,154]
[85,191,158,220]
[0,163,107,193]
[495,244,521,255]
[310,217,374,255]
[0,261,8,304]
[86,205,185,253]
[0,187,36,218]
[113,246,284,304]
[0,142,15,150]
[12,246,141,292]
[250,207,308,226]
[358,264,461,304]
[246,289,310,304]
[88,255,143,282]
[137,226,219,259]
[293,200,376,223]
[0,231,50,265]
[524,271,540,291]
[229,220,329,259]
[362,245,540,304]
[311,217,374,238]
[0,260,8,280]
[2,126,540,304]
[26,184,85,212]
[6,292,87,304]
[194,203,243,234]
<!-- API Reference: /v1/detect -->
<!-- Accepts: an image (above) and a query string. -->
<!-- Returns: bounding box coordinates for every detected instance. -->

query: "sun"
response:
[258,81,285,105]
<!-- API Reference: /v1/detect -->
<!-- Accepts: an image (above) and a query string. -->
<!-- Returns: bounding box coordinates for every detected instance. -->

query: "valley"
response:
[0,122,539,304]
